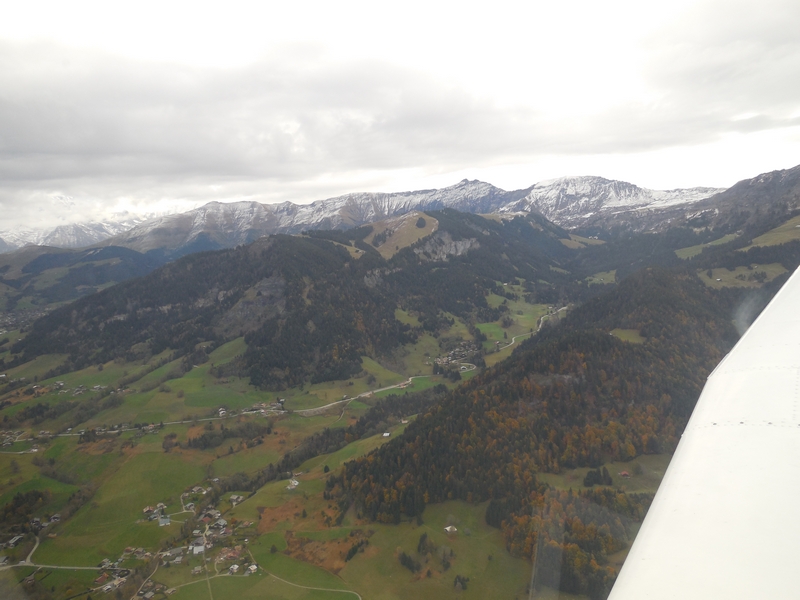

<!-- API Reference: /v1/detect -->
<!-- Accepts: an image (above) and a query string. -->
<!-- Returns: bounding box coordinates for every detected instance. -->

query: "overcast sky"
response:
[1,0,799,229]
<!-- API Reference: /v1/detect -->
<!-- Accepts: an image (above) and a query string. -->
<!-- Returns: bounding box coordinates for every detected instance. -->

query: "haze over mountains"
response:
[0,218,149,253]
[0,174,725,255]
[2,164,800,259]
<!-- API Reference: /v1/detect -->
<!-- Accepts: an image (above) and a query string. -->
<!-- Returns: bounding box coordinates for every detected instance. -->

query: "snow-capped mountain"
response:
[1,175,730,256]
[99,180,525,255]
[0,218,149,252]
[499,176,725,228]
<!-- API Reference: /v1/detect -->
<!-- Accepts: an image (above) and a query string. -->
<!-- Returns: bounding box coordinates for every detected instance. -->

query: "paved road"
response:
[295,362,477,417]
[495,306,569,351]
[0,535,107,573]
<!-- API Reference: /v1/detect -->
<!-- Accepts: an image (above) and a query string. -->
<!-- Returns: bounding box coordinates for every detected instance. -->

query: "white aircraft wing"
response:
[609,266,800,599]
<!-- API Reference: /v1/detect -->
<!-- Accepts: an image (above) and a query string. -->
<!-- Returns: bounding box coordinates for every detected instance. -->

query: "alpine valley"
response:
[2,164,800,600]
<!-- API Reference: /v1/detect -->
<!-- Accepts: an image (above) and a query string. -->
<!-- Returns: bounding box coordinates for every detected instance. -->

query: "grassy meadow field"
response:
[0,291,614,600]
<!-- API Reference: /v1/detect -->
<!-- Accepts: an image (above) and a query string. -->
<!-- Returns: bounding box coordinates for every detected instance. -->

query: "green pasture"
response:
[483,344,516,368]
[372,376,442,398]
[559,238,584,249]
[675,233,738,259]
[34,450,206,566]
[228,428,405,524]
[392,334,440,377]
[610,329,645,344]
[294,528,353,542]
[299,358,404,407]
[338,500,533,600]
[0,452,79,514]
[586,270,616,285]
[698,263,787,289]
[476,322,506,350]
[0,328,22,360]
[17,567,98,599]
[297,427,408,476]
[367,212,438,260]
[212,443,282,476]
[4,354,68,382]
[209,337,247,365]
[169,570,358,600]
[249,535,350,590]
[569,234,605,246]
[745,214,800,248]
[394,309,420,327]
[537,453,671,495]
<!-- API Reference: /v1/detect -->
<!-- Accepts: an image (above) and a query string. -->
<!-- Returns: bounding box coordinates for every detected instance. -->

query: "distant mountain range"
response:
[498,176,723,228]
[0,218,148,252]
[3,164,800,257]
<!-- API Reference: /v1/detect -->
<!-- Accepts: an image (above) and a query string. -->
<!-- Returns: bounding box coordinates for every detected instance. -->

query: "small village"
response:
[431,340,479,368]
[64,484,266,596]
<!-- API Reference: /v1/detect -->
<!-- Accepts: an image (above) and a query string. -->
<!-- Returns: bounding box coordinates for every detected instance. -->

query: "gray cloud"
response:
[1,1,800,229]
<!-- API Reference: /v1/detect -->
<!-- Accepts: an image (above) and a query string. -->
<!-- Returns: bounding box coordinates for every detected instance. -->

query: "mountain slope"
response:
[7,211,575,386]
[0,245,167,313]
[0,173,746,257]
[99,180,524,256]
[10,164,800,260]
[341,268,739,597]
[0,218,149,251]
[683,164,800,231]
[501,176,723,229]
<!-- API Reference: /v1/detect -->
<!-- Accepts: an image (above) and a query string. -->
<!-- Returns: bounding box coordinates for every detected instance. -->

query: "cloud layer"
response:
[1,0,799,229]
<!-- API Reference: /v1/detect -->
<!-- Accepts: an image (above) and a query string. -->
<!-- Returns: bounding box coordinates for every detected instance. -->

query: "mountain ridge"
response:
[0,175,721,255]
[6,164,800,257]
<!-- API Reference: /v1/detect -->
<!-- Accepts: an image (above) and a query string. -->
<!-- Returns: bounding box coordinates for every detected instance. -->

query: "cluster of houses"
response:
[185,506,234,546]
[433,341,479,367]
[92,557,134,593]
[189,536,210,555]
[213,546,258,575]
[29,514,60,532]
[142,502,172,526]
[220,399,286,419]
[187,485,212,498]
[0,429,25,447]
[228,563,259,575]
[160,546,188,565]
[202,510,232,538]
[94,567,130,594]
[216,404,271,417]
[0,307,50,331]
[137,579,172,598]
[123,547,153,561]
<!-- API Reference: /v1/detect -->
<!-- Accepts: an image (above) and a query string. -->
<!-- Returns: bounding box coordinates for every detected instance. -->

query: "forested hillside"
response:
[4,203,800,600]
[340,268,739,598]
[6,211,577,388]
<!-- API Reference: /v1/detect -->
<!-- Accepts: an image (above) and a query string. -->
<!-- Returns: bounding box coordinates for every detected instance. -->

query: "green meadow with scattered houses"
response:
[0,291,574,600]
[2,204,799,600]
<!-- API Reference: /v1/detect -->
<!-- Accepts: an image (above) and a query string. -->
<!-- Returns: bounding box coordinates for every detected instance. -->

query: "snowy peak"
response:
[0,218,148,252]
[1,175,730,255]
[98,180,520,255]
[500,176,725,227]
